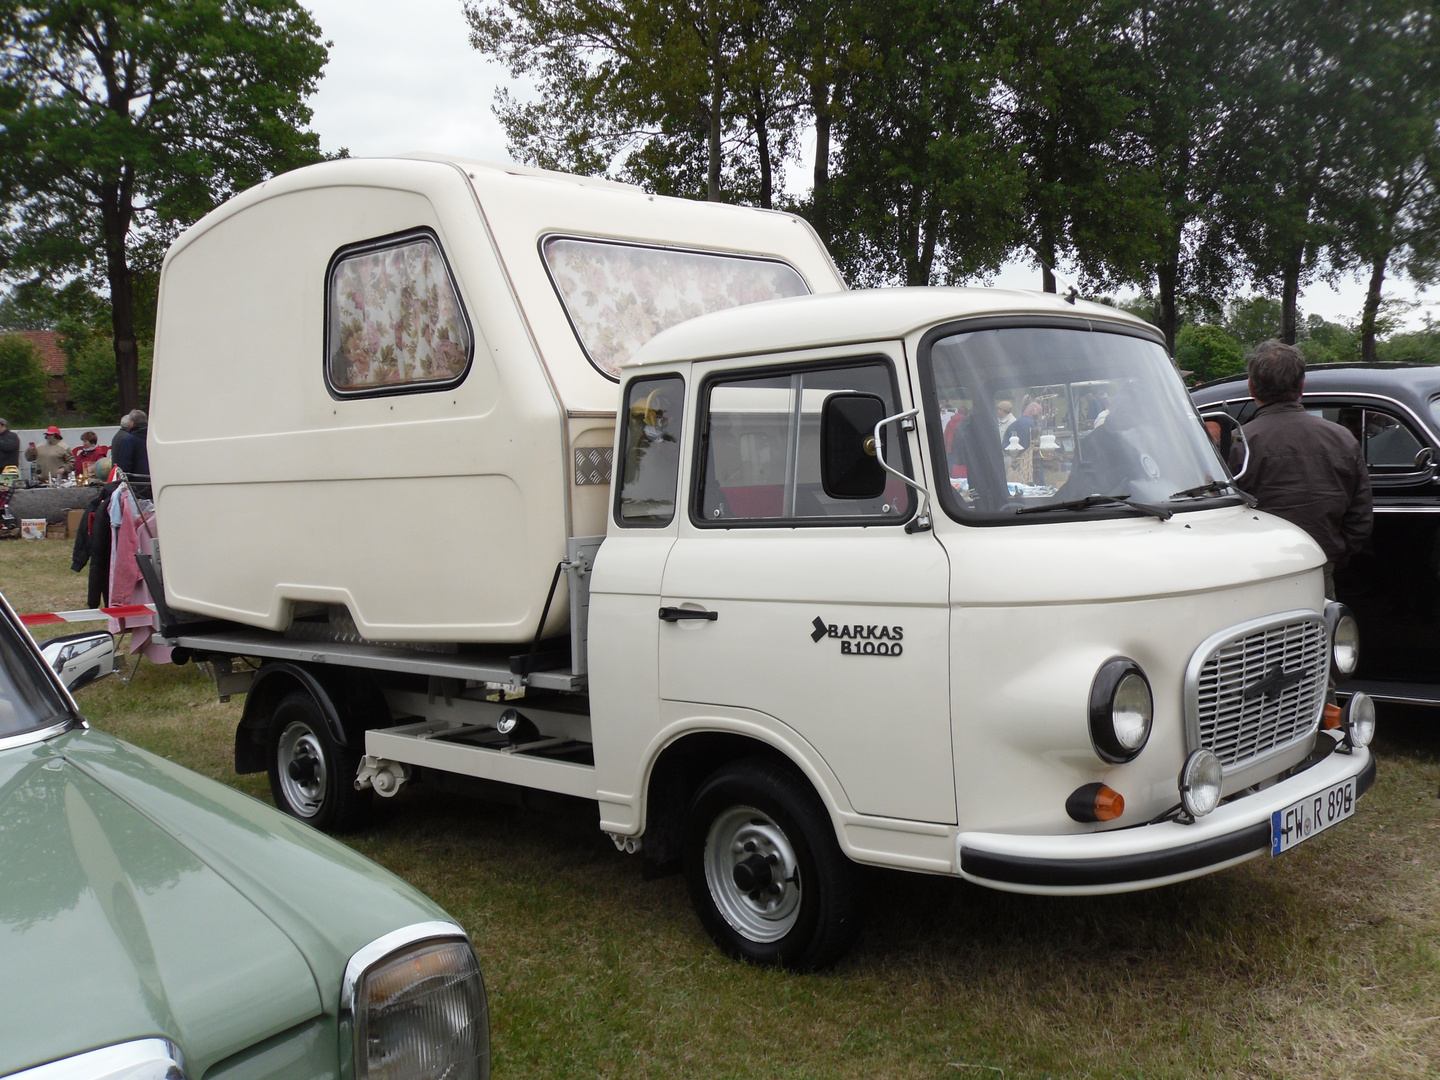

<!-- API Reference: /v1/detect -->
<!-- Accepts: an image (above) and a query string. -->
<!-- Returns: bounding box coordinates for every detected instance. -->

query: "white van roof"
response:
[627,286,1160,368]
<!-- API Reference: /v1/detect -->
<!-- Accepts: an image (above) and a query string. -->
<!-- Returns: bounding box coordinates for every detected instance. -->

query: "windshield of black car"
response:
[0,610,70,739]
[926,326,1230,522]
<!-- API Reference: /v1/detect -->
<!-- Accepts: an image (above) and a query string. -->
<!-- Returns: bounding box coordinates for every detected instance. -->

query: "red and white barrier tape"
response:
[21,604,156,627]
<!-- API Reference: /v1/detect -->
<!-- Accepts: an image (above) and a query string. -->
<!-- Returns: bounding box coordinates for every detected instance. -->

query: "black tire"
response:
[266,690,371,833]
[683,757,864,970]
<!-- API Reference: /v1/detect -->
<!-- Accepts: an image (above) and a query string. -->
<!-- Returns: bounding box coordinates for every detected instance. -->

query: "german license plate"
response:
[1271,778,1356,856]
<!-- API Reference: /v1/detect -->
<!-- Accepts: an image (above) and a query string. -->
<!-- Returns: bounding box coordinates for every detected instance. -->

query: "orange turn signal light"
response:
[1066,782,1126,823]
[1323,703,1343,730]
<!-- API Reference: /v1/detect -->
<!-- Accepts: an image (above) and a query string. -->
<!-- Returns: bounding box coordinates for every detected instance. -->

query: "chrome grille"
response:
[1192,617,1328,769]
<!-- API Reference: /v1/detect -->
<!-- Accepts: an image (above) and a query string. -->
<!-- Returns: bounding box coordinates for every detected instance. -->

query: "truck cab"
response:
[588,287,1375,967]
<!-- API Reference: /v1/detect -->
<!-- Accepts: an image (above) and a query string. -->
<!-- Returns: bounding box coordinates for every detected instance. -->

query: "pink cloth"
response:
[107,491,172,663]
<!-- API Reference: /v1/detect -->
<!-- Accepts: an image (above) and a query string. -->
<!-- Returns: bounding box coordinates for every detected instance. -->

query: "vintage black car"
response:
[1192,363,1440,706]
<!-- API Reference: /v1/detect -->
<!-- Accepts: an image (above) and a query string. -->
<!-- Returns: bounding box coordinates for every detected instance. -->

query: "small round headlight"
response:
[1333,614,1359,676]
[1179,749,1223,818]
[1342,691,1375,748]
[1089,658,1153,762]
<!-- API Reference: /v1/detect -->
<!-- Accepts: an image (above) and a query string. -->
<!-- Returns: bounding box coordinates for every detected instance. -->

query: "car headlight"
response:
[343,923,490,1080]
[1178,749,1223,819]
[1088,658,1153,762]
[1342,692,1375,749]
[1325,602,1359,678]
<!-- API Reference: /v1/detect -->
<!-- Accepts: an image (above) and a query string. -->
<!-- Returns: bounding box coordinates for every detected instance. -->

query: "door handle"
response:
[659,606,718,622]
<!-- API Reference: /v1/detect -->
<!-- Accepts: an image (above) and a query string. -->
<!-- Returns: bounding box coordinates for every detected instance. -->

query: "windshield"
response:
[925,326,1231,522]
[0,607,70,740]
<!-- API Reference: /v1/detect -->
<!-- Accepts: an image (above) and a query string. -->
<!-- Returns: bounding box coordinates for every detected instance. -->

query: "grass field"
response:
[4,538,1439,1078]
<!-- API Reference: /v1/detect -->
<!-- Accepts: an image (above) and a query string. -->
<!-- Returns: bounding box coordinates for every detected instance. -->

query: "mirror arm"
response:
[873,408,933,534]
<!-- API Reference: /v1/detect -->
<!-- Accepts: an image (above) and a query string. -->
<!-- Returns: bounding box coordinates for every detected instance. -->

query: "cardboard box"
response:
[66,508,84,539]
[20,519,46,540]
[45,523,66,541]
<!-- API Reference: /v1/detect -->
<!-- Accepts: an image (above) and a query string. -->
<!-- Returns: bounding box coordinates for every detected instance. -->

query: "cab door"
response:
[657,347,956,824]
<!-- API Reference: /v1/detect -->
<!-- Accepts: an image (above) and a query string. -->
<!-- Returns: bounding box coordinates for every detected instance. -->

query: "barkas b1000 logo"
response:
[811,617,903,656]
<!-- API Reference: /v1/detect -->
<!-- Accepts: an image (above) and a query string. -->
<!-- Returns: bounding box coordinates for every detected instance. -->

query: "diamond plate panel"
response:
[574,447,614,485]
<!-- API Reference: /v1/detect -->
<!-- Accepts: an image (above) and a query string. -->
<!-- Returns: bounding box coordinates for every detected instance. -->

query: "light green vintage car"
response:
[0,594,490,1080]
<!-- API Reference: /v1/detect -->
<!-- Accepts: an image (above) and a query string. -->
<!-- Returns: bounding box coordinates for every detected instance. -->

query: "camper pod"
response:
[149,155,843,643]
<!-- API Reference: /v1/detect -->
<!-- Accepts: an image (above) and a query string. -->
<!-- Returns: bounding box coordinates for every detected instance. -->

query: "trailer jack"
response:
[356,755,411,797]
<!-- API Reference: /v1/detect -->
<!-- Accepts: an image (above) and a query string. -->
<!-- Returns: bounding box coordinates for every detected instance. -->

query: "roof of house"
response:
[8,330,66,376]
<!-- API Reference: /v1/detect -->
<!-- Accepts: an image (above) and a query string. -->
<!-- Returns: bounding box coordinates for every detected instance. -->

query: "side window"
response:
[615,376,685,527]
[696,361,913,525]
[1307,404,1426,471]
[326,231,472,396]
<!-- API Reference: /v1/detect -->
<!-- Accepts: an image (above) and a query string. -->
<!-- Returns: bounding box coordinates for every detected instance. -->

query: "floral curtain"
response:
[543,238,810,378]
[328,236,471,391]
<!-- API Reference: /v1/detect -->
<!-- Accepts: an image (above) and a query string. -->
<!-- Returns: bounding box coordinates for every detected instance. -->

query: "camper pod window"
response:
[325,228,474,398]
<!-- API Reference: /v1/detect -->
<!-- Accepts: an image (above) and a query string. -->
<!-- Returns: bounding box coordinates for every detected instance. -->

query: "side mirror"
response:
[820,393,888,499]
[40,631,115,692]
[1200,410,1249,480]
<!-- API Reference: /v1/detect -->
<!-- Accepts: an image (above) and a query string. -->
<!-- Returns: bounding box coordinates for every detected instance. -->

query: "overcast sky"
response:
[302,0,1434,330]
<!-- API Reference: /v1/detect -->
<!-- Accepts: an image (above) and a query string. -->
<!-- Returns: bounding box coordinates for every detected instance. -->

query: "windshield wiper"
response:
[1169,480,1256,506]
[1014,493,1173,521]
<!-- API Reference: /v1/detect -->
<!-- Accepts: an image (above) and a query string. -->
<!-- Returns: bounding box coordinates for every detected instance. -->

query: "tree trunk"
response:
[753,103,772,209]
[100,189,139,415]
[1039,217,1057,293]
[1156,257,1179,357]
[1360,251,1388,363]
[1280,250,1301,344]
[708,21,724,202]
[811,84,831,191]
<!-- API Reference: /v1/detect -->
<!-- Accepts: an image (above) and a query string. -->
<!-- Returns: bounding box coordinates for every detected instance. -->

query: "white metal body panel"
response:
[585,293,1350,891]
[150,156,842,642]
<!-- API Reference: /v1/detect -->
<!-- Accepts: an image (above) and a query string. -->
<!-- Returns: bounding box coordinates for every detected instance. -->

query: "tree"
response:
[1327,2,1440,362]
[1174,323,1245,383]
[0,1,329,413]
[996,0,1153,293]
[826,0,1021,286]
[0,334,48,424]
[67,329,150,419]
[468,0,795,204]
[0,277,108,331]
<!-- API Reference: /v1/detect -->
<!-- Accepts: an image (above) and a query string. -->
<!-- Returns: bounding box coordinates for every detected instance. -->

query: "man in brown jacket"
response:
[1232,341,1372,598]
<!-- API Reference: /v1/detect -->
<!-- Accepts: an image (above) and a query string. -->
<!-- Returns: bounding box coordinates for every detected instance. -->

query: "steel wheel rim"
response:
[276,720,327,817]
[704,804,801,943]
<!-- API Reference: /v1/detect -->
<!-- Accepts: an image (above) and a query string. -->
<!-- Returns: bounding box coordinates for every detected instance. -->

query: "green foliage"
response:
[1378,328,1440,364]
[0,279,109,333]
[1223,297,1284,349]
[1298,315,1360,366]
[68,334,152,422]
[1175,324,1246,384]
[0,334,49,425]
[0,1,329,411]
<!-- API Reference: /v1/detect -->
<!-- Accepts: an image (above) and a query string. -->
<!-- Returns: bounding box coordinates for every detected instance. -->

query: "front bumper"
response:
[958,734,1375,895]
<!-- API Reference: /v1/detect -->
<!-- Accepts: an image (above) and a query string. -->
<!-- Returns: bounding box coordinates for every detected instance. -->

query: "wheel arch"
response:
[235,661,389,774]
[633,718,851,876]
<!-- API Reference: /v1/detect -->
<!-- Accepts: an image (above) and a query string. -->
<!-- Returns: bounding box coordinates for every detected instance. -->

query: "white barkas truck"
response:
[146,155,1376,969]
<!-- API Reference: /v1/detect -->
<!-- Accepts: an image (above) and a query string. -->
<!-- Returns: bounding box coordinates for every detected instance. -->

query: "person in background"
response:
[115,409,151,498]
[996,400,1018,443]
[25,426,73,481]
[1232,341,1372,599]
[110,413,132,457]
[0,419,17,473]
[1010,401,1044,450]
[72,431,107,480]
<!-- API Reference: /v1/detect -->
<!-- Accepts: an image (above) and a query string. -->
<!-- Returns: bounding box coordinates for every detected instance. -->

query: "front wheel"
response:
[683,758,864,970]
[266,691,370,833]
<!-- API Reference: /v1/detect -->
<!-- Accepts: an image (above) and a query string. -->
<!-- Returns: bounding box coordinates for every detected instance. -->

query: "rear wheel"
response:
[266,691,370,832]
[683,758,864,970]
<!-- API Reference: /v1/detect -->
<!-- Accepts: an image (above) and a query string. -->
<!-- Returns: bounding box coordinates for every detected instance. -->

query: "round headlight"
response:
[1342,691,1375,748]
[1089,658,1153,762]
[1179,749,1223,818]
[1333,614,1359,676]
